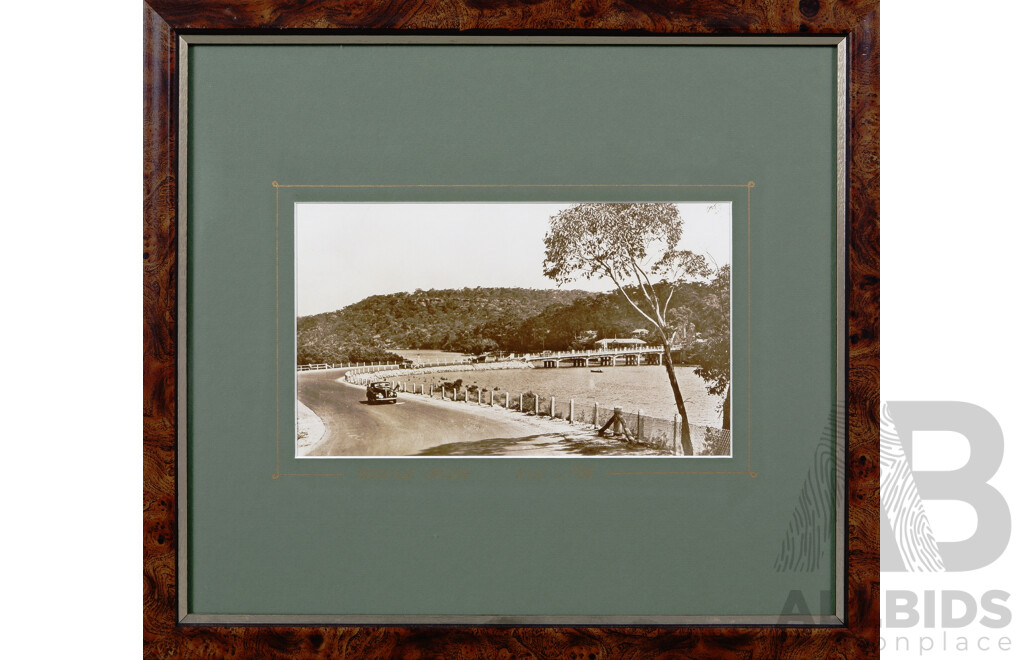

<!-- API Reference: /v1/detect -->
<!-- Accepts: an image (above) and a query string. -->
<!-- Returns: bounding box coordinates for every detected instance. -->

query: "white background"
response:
[1,2,1020,656]
[882,2,1024,657]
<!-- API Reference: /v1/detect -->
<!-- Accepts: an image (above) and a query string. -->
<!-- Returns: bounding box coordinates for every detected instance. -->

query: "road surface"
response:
[297,370,558,456]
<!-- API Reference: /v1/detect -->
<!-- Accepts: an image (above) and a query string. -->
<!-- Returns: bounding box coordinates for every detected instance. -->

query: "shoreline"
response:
[353,363,723,432]
[331,375,671,456]
[294,368,705,456]
[344,360,533,386]
[295,369,672,456]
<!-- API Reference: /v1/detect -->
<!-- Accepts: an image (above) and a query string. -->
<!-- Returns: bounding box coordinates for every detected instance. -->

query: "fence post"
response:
[534,394,539,414]
[637,409,644,442]
[430,383,434,397]
[594,402,599,426]
[673,414,681,455]
[519,393,524,411]
[569,399,575,424]
[505,392,509,409]
[550,396,555,418]
[477,389,481,405]
[489,390,493,406]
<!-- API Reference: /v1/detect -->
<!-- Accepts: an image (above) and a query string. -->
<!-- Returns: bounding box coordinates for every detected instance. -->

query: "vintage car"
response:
[365,380,398,404]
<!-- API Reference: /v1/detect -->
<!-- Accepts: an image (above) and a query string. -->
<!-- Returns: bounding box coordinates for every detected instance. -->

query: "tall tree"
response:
[543,203,712,455]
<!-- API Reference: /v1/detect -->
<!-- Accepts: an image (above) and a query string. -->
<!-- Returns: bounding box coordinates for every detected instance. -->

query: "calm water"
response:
[397,364,725,427]
[393,349,472,363]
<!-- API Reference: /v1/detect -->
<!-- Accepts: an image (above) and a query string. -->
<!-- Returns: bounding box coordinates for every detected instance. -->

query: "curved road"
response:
[298,370,548,456]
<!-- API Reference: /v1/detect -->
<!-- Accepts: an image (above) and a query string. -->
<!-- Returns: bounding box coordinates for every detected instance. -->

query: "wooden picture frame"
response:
[143,1,879,656]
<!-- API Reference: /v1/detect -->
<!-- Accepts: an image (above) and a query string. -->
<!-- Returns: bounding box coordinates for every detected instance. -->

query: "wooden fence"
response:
[379,379,730,456]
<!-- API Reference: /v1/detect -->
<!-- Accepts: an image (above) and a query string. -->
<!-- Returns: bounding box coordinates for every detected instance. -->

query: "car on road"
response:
[365,381,398,404]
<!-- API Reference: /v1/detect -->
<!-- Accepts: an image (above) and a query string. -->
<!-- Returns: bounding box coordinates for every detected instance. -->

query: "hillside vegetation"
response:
[297,276,729,368]
[297,287,593,364]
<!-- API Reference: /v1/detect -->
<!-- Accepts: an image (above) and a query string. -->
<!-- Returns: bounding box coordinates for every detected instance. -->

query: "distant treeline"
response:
[297,276,729,369]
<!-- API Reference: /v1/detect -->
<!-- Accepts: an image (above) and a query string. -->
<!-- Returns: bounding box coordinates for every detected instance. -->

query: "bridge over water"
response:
[517,345,680,368]
[299,345,686,373]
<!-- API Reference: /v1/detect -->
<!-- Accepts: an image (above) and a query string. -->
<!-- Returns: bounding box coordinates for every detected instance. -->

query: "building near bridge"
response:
[594,337,648,350]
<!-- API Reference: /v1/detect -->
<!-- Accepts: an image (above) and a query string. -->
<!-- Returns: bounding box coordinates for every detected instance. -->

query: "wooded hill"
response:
[298,287,594,364]
[297,275,729,368]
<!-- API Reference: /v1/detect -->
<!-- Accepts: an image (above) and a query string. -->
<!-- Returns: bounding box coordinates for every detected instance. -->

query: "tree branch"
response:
[597,258,660,328]
[627,255,664,325]
[661,284,676,320]
[634,248,659,292]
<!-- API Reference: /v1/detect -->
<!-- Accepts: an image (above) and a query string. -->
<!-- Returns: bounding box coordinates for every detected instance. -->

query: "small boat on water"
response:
[590,369,603,373]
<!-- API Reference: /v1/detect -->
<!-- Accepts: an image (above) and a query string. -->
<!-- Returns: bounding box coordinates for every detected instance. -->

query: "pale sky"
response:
[296,202,731,317]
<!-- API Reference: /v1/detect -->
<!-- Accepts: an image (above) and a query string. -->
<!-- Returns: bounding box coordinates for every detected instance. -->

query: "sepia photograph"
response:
[296,202,731,458]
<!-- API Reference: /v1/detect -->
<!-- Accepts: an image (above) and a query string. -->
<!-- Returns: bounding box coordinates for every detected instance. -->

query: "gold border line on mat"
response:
[275,182,755,478]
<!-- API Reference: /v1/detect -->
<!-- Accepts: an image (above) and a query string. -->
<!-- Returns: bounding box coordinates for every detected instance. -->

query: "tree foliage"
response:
[297,287,598,364]
[296,279,730,367]
[543,203,713,335]
[543,203,729,450]
[685,266,731,396]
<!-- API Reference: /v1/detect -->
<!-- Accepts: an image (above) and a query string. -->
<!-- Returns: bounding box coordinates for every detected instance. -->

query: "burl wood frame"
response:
[144,1,879,657]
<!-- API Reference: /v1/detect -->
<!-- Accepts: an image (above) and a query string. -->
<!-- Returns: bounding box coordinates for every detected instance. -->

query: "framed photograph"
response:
[144,1,879,656]
[296,201,732,459]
